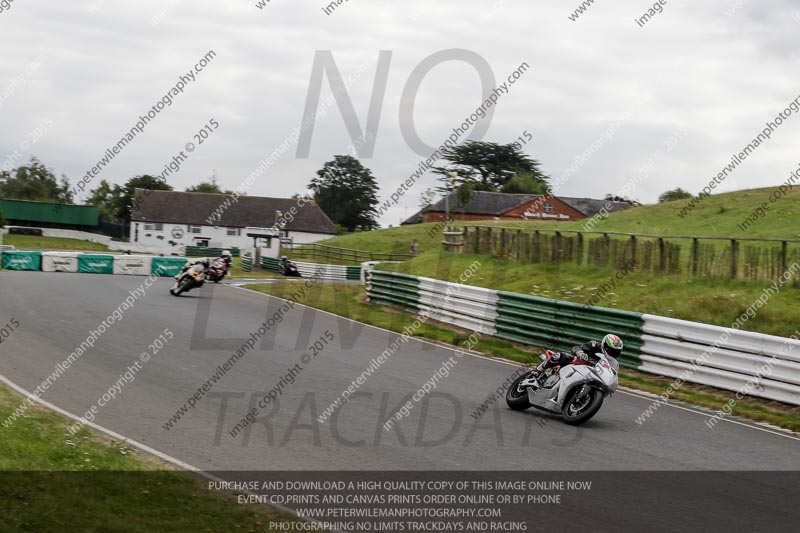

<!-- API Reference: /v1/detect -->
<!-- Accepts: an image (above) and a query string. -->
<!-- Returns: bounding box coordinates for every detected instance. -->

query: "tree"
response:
[658,187,693,203]
[418,188,437,210]
[116,175,173,222]
[454,181,476,212]
[0,157,73,204]
[310,155,380,231]
[500,172,550,195]
[432,141,549,192]
[186,174,234,194]
[85,180,120,221]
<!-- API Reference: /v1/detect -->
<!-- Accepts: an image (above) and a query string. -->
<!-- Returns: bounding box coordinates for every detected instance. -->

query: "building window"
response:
[226,227,241,236]
[144,223,163,231]
[279,230,289,239]
[188,225,202,234]
[543,202,553,213]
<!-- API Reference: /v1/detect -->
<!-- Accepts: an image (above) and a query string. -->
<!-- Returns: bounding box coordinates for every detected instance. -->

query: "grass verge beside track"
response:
[0,382,299,532]
[246,281,800,433]
[2,234,110,251]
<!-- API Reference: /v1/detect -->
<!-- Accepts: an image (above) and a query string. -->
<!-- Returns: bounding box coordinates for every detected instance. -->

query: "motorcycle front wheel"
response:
[173,279,192,297]
[505,373,533,411]
[561,387,604,426]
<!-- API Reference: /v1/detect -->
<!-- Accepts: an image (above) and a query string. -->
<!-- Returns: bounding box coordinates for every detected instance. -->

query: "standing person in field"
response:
[409,239,418,257]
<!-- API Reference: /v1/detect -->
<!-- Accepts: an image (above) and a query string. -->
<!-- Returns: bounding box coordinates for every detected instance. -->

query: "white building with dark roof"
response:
[129,189,337,255]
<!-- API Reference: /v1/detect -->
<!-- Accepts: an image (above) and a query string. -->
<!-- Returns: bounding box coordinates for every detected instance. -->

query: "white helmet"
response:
[221,250,232,258]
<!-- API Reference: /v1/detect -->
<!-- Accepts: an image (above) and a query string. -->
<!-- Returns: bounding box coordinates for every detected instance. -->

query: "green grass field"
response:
[0,383,298,532]
[2,234,110,251]
[465,185,800,238]
[309,187,800,338]
[320,185,800,252]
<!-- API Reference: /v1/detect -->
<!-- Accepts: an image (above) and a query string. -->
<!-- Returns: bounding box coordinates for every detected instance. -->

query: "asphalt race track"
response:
[1,272,798,530]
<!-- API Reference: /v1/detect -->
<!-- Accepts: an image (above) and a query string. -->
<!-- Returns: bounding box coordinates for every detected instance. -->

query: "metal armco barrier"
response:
[640,315,800,405]
[369,270,501,334]
[366,269,800,406]
[261,257,361,281]
[240,253,253,273]
[418,277,498,335]
[495,292,644,370]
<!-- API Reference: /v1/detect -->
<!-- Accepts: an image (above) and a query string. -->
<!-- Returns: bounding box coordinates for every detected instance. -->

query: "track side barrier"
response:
[261,257,361,281]
[41,251,80,273]
[1,251,42,271]
[365,269,800,406]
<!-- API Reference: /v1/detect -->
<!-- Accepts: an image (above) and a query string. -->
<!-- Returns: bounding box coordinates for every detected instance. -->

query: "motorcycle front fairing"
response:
[526,354,618,410]
[171,264,205,290]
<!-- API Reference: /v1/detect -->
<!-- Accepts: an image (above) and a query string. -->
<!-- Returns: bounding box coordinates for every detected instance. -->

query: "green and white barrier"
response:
[366,270,800,406]
[261,257,361,281]
[1,251,187,277]
[494,292,644,370]
[639,315,800,405]
[78,254,114,274]
[367,270,500,335]
[42,251,80,273]
[1,251,42,271]
[241,254,253,273]
[112,255,153,276]
[151,256,188,277]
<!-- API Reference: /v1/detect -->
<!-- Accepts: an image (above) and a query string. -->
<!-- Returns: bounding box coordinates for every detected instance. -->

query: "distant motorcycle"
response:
[505,349,618,425]
[170,264,206,296]
[205,257,229,283]
[281,261,302,277]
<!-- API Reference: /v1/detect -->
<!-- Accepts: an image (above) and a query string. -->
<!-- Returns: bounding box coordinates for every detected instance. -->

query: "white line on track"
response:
[0,373,202,470]
[0,372,321,526]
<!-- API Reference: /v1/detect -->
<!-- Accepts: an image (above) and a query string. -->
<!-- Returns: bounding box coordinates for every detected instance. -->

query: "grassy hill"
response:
[494,186,800,238]
[319,186,800,255]
[305,187,800,338]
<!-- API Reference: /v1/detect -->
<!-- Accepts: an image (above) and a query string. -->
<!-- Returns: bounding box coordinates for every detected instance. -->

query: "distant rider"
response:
[534,334,624,377]
[212,250,233,278]
[279,255,290,274]
[175,257,210,280]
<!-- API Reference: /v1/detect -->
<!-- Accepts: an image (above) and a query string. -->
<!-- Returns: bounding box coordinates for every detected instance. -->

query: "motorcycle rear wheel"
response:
[561,388,604,426]
[505,373,533,411]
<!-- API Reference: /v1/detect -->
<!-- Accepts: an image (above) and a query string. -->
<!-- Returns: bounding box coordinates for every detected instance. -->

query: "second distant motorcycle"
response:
[279,255,302,277]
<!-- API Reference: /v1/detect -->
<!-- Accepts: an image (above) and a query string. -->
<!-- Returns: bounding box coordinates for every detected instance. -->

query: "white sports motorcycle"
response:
[506,349,619,425]
[169,262,207,297]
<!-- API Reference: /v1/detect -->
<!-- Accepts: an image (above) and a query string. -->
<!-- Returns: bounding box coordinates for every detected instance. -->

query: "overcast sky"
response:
[2,0,799,226]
